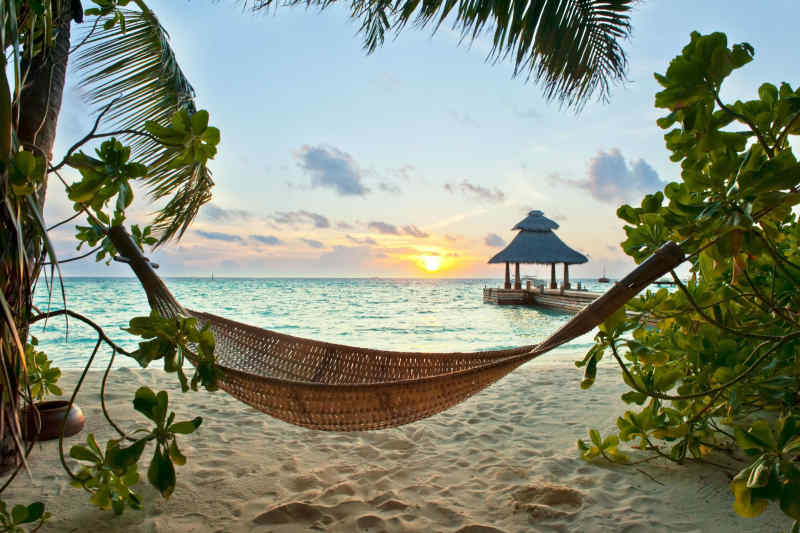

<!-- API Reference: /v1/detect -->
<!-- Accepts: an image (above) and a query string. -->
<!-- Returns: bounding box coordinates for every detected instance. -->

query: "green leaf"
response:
[111,439,147,471]
[621,391,648,405]
[23,502,45,523]
[132,387,159,422]
[169,417,202,435]
[168,439,186,466]
[11,504,28,524]
[148,446,176,499]
[153,390,168,425]
[603,447,630,464]
[70,445,101,463]
[580,354,597,389]
[780,478,800,520]
[599,307,626,334]
[746,420,779,451]
[778,416,800,449]
[746,459,771,489]
[90,486,112,509]
[731,478,770,518]
[191,110,209,134]
[653,367,682,392]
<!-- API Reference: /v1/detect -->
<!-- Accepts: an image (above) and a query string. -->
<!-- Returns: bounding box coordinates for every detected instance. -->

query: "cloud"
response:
[337,221,354,230]
[317,246,376,271]
[200,203,252,222]
[270,210,330,229]
[391,165,416,182]
[250,234,282,246]
[347,235,377,246]
[485,233,506,247]
[559,149,664,204]
[301,238,324,249]
[401,225,428,239]
[296,145,370,196]
[444,180,505,203]
[195,230,242,242]
[378,182,402,193]
[368,221,428,238]
[368,221,401,235]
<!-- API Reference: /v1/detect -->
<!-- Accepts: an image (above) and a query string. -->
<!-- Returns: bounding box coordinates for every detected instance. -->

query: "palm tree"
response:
[0,0,632,478]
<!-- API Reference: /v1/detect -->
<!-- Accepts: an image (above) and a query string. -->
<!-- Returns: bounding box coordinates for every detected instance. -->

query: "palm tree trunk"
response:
[1,2,75,475]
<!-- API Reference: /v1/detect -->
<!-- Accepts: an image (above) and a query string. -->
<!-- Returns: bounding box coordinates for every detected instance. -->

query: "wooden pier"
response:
[483,286,603,313]
[483,286,661,329]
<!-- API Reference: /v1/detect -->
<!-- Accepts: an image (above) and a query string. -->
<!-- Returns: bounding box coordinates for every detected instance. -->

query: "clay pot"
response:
[23,400,85,442]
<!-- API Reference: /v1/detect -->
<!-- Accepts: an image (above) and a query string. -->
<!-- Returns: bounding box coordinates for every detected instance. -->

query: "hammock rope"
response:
[107,226,685,431]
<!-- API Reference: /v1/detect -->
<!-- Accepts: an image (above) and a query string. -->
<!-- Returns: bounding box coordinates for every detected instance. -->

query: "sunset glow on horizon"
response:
[420,255,442,272]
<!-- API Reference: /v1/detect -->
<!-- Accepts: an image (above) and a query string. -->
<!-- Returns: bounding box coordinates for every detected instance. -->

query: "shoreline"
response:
[7,360,788,532]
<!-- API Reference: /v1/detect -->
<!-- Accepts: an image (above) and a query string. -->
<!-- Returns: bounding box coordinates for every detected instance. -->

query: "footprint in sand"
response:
[356,514,387,532]
[512,484,584,520]
[282,474,320,492]
[455,526,508,533]
[252,502,330,526]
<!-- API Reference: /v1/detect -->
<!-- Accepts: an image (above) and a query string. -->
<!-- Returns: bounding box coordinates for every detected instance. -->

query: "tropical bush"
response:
[578,32,800,530]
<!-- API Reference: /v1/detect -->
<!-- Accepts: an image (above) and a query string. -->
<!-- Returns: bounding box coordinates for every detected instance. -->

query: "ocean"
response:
[32,277,611,370]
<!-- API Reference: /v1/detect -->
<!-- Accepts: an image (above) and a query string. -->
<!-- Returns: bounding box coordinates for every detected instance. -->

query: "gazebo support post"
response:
[550,263,557,289]
[563,263,570,290]
[514,263,521,290]
[504,262,511,289]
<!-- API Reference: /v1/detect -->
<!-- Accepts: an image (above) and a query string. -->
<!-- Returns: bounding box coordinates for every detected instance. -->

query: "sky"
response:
[44,0,800,278]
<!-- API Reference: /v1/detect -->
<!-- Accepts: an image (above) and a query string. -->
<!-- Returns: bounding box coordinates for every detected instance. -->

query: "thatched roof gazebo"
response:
[489,210,588,290]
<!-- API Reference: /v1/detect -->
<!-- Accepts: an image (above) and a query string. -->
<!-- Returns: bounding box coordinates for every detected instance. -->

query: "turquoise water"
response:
[32,278,611,370]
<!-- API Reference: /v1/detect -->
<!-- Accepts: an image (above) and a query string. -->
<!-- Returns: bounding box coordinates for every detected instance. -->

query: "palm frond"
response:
[75,6,213,243]
[148,163,214,242]
[246,0,632,107]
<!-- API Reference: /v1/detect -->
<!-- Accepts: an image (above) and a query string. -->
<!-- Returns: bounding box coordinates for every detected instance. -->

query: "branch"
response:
[670,271,781,340]
[50,128,166,173]
[46,210,82,232]
[59,338,103,481]
[101,347,135,442]
[69,15,101,55]
[775,110,800,148]
[30,309,131,356]
[49,98,117,172]
[755,228,800,278]
[51,169,106,230]
[608,333,799,401]
[739,268,800,329]
[41,245,103,266]
[713,89,774,158]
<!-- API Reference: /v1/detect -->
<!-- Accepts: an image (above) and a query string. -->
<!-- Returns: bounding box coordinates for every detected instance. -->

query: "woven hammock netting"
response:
[107,226,684,431]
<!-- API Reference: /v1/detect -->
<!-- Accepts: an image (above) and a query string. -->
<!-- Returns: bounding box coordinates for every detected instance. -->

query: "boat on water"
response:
[597,266,610,283]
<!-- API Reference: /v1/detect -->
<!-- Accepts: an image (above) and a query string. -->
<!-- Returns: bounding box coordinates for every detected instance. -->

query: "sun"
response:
[420,255,441,272]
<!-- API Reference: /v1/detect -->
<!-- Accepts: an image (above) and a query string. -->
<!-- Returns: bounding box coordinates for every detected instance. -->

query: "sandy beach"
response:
[7,358,789,532]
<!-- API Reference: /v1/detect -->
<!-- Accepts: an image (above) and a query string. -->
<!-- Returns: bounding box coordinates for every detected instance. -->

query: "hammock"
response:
[107,226,684,431]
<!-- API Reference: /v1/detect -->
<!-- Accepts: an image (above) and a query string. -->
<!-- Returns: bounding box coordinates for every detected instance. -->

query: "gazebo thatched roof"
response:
[512,210,560,232]
[488,210,588,265]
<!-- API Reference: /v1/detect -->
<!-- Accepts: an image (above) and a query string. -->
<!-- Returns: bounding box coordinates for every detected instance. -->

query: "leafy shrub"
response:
[579,32,800,529]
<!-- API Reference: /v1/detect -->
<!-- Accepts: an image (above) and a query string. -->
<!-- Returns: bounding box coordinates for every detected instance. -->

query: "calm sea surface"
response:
[32,278,614,370]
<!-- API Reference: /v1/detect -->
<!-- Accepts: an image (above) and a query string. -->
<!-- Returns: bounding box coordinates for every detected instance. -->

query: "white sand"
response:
[7,359,790,532]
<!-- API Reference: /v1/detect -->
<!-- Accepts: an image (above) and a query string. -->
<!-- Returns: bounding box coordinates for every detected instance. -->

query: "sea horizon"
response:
[33,277,611,369]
